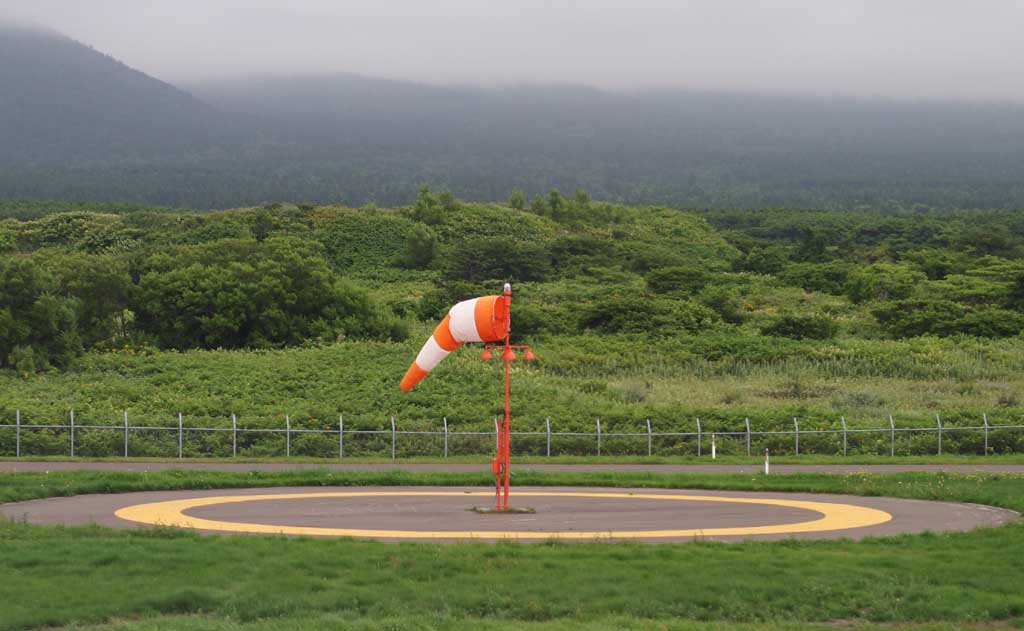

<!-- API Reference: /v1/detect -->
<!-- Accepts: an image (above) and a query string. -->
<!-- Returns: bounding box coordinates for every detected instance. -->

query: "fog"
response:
[4,0,1024,102]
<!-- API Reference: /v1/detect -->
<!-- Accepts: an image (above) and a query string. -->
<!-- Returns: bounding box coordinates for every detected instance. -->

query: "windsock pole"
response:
[498,285,512,509]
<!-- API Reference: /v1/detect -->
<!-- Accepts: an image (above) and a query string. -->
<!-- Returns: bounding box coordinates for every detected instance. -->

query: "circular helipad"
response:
[1,486,1016,542]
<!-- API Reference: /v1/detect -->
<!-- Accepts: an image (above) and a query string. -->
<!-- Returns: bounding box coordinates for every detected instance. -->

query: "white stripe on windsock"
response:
[414,335,451,372]
[448,298,483,342]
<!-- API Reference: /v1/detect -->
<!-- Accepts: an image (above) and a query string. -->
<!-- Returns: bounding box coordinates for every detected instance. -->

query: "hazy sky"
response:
[5,0,1024,101]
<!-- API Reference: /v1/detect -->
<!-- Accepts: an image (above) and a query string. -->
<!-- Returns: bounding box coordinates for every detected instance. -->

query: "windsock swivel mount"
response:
[400,283,535,510]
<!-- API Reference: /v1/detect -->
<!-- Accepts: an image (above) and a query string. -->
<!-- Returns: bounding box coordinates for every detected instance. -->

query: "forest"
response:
[5,23,1024,212]
[2,193,1024,456]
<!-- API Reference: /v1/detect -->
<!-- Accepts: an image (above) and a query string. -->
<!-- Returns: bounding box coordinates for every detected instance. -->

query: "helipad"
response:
[2,486,1016,542]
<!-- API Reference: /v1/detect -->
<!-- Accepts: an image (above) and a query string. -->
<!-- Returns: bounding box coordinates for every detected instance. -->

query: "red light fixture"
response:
[502,348,517,361]
[480,350,493,360]
[523,349,535,360]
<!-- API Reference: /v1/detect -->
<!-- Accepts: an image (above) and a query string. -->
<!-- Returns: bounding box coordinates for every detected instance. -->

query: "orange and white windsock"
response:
[400,283,511,391]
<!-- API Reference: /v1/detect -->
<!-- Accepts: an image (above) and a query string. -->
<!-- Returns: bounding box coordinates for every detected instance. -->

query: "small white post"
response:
[764,448,770,475]
[285,415,291,457]
[15,409,21,458]
[646,418,652,456]
[178,412,183,459]
[711,433,717,460]
[982,412,989,455]
[338,416,344,458]
[793,417,799,456]
[123,410,129,458]
[494,417,499,452]
[841,416,847,456]
[232,413,237,457]
[70,410,75,458]
[744,417,751,456]
[888,414,895,457]
[696,417,702,457]
[935,414,942,456]
[443,417,449,458]
[596,418,601,456]
[546,417,551,457]
[391,416,396,459]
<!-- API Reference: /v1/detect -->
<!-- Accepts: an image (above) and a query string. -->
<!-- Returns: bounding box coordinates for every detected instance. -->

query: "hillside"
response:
[3,23,1024,209]
[0,24,248,168]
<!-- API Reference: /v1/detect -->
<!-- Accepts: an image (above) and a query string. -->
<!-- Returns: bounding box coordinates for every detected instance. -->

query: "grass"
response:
[5,453,1024,465]
[1,469,1023,630]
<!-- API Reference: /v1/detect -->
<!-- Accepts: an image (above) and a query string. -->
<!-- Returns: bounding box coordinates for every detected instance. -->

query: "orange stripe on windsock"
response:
[474,295,507,341]
[432,314,460,351]
[399,363,428,392]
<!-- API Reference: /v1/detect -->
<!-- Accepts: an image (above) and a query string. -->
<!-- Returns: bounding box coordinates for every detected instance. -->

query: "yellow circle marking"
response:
[114,491,891,539]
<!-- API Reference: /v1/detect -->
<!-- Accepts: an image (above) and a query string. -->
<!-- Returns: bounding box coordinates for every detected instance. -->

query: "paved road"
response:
[2,485,1016,542]
[2,461,1024,474]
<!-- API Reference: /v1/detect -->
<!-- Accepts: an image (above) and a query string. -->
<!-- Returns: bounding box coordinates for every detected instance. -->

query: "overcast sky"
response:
[4,0,1023,101]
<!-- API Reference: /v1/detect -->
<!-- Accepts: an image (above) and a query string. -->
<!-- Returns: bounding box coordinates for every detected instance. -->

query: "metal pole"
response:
[841,416,847,456]
[764,448,770,475]
[696,417,702,457]
[888,415,895,457]
[646,418,652,456]
[391,416,396,459]
[793,417,799,456]
[936,414,942,456]
[178,413,183,459]
[15,409,20,458]
[70,410,75,458]
[711,433,716,460]
[124,410,129,458]
[338,416,344,458]
[546,417,551,457]
[596,418,601,456]
[232,413,237,457]
[443,417,448,458]
[494,417,499,453]
[983,413,989,455]
[286,415,291,457]
[744,417,751,456]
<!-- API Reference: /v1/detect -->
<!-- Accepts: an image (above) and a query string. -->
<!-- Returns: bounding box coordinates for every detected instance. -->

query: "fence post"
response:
[983,413,989,455]
[338,416,344,459]
[443,417,448,458]
[711,433,716,460]
[841,416,847,456]
[285,415,291,457]
[596,418,601,456]
[744,417,751,456]
[793,417,799,456]
[646,418,652,457]
[232,413,237,457]
[696,417,702,457]
[70,410,75,458]
[178,412,183,459]
[888,415,895,457]
[15,409,20,458]
[391,416,396,459]
[935,414,942,456]
[546,417,551,457]
[494,417,499,452]
[124,410,129,458]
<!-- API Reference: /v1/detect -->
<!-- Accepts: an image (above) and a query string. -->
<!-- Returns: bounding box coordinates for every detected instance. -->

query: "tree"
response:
[404,224,437,269]
[412,185,443,225]
[645,266,710,295]
[845,262,925,304]
[508,189,526,210]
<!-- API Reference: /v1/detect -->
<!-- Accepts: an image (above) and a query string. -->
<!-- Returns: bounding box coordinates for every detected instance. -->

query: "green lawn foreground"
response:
[0,469,1022,631]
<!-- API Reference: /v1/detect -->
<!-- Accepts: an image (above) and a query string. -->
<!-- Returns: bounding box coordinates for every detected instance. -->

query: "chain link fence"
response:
[2,410,1023,458]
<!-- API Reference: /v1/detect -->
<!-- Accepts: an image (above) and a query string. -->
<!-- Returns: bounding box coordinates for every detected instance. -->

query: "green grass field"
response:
[1,469,1022,630]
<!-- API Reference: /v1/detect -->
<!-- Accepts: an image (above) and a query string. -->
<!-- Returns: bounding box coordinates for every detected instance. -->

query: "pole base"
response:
[468,506,536,514]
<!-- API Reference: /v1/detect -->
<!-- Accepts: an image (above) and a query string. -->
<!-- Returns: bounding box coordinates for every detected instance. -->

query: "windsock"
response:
[400,284,511,391]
